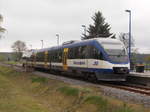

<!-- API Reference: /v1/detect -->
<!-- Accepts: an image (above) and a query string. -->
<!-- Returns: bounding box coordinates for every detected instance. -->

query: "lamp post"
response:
[56,34,59,46]
[125,10,131,63]
[41,40,43,48]
[82,25,86,36]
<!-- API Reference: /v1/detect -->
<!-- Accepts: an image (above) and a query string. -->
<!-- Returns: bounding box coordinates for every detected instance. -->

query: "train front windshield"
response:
[101,42,128,63]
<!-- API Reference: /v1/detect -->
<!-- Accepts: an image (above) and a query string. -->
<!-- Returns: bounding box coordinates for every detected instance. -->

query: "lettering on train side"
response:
[73,61,85,65]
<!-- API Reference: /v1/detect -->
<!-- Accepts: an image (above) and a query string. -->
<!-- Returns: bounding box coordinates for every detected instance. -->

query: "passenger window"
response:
[68,48,74,59]
[36,52,44,62]
[88,46,104,60]
[79,46,87,59]
[74,47,80,59]
[58,49,63,62]
[68,46,87,59]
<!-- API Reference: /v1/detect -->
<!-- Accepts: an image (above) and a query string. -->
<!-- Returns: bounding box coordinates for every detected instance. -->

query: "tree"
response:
[118,32,137,70]
[119,32,135,52]
[0,14,6,38]
[82,11,115,40]
[11,40,27,60]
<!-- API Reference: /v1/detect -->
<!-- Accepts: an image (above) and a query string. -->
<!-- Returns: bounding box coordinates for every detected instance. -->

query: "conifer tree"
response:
[82,11,115,40]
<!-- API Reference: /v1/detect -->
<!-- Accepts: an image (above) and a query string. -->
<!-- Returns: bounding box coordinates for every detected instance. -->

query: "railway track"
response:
[1,63,150,96]
[118,85,150,96]
[101,83,150,96]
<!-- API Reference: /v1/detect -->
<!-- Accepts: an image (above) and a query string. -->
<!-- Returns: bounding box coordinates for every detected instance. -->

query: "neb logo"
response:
[93,61,98,65]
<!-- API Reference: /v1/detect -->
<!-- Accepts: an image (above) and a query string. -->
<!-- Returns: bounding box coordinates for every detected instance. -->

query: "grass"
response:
[115,103,134,112]
[57,86,79,96]
[0,65,149,112]
[31,76,48,83]
[0,66,20,77]
[85,95,108,108]
[84,95,108,112]
[84,96,136,112]
[0,70,48,112]
[4,61,22,65]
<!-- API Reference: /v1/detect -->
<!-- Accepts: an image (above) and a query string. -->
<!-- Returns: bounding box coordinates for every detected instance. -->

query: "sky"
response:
[0,0,150,53]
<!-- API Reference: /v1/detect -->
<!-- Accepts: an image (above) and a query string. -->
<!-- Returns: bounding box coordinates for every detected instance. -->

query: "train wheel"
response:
[83,73,88,80]
[87,74,97,83]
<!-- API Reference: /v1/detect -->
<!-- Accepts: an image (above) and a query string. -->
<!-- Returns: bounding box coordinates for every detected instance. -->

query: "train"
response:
[22,38,130,81]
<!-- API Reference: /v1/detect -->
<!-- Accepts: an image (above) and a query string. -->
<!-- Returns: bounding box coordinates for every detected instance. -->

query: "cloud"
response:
[0,0,150,53]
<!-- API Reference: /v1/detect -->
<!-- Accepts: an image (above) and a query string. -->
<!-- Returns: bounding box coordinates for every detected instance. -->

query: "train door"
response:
[63,48,68,70]
[44,51,48,68]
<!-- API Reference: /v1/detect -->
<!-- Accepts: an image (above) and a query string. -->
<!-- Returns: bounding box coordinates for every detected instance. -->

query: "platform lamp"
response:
[82,25,86,36]
[41,40,44,49]
[125,9,132,66]
[56,34,59,46]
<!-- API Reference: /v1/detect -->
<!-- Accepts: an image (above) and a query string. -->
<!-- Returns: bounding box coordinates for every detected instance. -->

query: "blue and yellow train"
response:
[23,38,130,81]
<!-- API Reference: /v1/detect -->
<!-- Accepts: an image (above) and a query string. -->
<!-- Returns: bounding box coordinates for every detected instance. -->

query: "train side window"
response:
[38,52,44,62]
[54,50,58,62]
[68,47,77,59]
[53,51,55,62]
[50,50,54,62]
[88,46,104,60]
[36,52,40,62]
[48,50,51,62]
[68,45,88,59]
[96,50,104,60]
[51,52,54,62]
[40,52,44,61]
[58,49,63,62]
[52,51,55,62]
[36,53,39,61]
[68,48,71,59]
[49,49,62,62]
[79,46,87,59]
[68,48,73,59]
[54,50,57,62]
[74,47,79,59]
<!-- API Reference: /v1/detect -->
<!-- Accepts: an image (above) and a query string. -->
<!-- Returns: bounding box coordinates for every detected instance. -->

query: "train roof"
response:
[34,38,122,53]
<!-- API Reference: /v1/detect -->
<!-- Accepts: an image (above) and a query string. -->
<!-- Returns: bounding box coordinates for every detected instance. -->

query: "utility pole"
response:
[41,40,43,48]
[82,25,86,36]
[125,10,131,64]
[56,34,59,46]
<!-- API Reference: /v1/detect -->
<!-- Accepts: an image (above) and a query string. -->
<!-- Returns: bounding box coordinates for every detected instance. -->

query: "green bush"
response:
[31,77,48,83]
[57,86,79,96]
[85,95,108,111]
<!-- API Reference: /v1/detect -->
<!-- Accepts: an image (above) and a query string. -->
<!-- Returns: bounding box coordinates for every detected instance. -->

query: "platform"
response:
[127,71,150,86]
[129,71,150,78]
